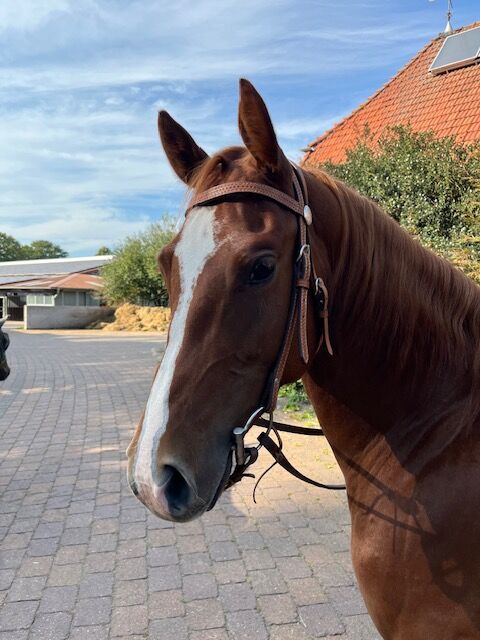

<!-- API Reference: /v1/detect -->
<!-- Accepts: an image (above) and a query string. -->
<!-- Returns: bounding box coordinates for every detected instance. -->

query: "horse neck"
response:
[305,172,480,468]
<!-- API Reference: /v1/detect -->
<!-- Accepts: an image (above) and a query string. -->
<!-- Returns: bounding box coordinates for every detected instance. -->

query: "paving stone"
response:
[28,537,59,556]
[113,579,147,607]
[179,552,211,575]
[78,571,114,598]
[209,541,240,562]
[7,575,46,601]
[149,565,181,591]
[242,549,275,571]
[84,551,116,573]
[29,611,72,640]
[226,610,268,640]
[54,545,87,565]
[149,616,188,640]
[327,585,368,617]
[148,589,185,619]
[299,603,345,637]
[288,577,327,606]
[18,556,52,577]
[186,598,225,630]
[219,582,256,611]
[39,586,78,612]
[248,568,288,595]
[148,545,178,566]
[277,556,312,579]
[116,557,147,580]
[213,559,247,584]
[0,601,38,631]
[47,563,82,587]
[183,572,218,601]
[258,593,297,624]
[111,604,148,636]
[0,569,15,590]
[72,596,111,626]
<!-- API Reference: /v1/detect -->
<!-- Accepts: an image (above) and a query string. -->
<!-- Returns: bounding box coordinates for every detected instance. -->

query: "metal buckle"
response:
[232,406,265,467]
[296,244,310,263]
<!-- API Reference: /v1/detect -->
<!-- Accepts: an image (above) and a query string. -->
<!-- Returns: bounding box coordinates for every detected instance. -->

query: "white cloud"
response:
[0,0,456,254]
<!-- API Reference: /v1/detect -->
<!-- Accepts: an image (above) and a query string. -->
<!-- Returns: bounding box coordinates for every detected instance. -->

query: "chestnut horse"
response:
[127,80,480,638]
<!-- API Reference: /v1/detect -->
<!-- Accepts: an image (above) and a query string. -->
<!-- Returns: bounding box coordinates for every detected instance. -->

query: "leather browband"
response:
[187,180,306,217]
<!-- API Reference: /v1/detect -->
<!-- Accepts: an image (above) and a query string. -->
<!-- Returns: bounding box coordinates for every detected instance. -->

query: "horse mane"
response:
[304,165,480,452]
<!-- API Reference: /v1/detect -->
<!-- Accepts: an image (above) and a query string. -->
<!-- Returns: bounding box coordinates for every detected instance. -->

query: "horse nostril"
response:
[161,464,192,513]
[129,479,139,496]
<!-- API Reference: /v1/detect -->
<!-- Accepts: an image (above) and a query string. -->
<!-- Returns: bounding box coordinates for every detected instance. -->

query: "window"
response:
[62,292,77,306]
[26,294,54,306]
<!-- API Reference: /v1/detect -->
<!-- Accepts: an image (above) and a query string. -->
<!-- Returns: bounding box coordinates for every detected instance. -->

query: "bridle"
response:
[187,163,346,495]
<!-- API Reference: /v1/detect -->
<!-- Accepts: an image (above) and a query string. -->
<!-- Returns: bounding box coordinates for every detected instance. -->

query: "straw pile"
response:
[102,303,171,332]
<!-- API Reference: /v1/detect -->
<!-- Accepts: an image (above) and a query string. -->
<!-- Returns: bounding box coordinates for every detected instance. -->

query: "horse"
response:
[0,317,10,380]
[127,79,480,639]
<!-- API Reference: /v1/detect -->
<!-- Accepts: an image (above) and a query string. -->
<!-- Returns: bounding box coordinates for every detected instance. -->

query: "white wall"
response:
[25,305,113,330]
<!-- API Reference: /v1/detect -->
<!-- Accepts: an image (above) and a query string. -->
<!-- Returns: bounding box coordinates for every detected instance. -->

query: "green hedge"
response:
[320,126,480,284]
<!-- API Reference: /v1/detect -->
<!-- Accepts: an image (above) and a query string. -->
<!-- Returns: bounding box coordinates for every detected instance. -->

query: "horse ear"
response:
[158,111,209,185]
[238,79,287,174]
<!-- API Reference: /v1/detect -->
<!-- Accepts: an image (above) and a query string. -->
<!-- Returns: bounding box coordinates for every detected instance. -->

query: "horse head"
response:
[127,80,320,521]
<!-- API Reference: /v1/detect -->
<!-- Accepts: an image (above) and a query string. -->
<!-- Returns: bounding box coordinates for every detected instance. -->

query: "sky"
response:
[1,0,478,256]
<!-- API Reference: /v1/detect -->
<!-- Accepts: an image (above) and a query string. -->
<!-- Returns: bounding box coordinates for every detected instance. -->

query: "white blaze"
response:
[134,206,218,487]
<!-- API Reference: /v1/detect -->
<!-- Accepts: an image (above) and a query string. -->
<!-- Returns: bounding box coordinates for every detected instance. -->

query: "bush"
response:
[320,126,480,283]
[101,218,176,306]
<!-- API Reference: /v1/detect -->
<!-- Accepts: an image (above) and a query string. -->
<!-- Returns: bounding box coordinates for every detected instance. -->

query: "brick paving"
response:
[0,328,380,639]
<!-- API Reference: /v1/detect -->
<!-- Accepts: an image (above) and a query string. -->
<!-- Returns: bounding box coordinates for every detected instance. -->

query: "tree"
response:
[0,233,23,261]
[101,217,177,306]
[320,126,480,283]
[21,240,68,259]
[96,246,112,255]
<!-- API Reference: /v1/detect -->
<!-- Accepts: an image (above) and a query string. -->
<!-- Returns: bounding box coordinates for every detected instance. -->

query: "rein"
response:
[187,164,346,495]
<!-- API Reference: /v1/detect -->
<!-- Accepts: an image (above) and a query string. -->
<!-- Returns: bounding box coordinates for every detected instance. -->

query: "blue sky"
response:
[1,0,478,256]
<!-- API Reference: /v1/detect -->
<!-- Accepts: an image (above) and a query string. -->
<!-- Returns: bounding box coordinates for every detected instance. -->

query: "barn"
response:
[0,256,113,329]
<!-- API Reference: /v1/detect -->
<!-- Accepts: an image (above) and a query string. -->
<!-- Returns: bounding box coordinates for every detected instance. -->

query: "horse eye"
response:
[248,256,276,285]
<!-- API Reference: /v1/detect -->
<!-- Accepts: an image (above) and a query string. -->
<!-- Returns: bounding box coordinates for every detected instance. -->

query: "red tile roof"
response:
[304,22,480,165]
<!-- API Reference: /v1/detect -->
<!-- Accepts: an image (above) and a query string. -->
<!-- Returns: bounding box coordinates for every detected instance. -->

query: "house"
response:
[303,22,480,166]
[0,256,114,329]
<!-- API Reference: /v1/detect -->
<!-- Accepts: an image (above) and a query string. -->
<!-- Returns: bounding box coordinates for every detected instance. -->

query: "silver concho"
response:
[303,205,313,225]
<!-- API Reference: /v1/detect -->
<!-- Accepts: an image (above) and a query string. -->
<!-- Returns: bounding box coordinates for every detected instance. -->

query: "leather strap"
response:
[187,180,305,217]
[258,432,346,490]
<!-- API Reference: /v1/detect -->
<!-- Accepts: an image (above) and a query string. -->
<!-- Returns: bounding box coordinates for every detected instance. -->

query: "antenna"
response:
[428,0,454,35]
[444,0,453,35]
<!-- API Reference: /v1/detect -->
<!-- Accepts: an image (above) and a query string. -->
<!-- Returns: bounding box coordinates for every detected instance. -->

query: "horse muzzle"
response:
[129,462,207,523]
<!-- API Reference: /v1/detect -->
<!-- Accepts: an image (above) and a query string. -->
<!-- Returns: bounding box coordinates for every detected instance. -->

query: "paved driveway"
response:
[0,328,380,639]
